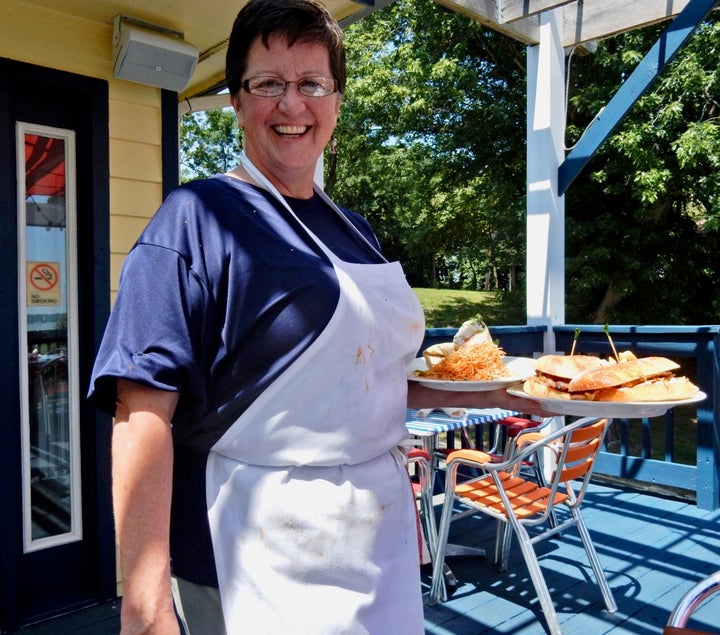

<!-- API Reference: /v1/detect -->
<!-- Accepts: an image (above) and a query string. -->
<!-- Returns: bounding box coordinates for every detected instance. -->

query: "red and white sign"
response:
[27,261,61,305]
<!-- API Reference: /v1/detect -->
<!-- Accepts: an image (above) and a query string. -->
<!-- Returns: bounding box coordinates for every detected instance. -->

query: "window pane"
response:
[19,126,82,550]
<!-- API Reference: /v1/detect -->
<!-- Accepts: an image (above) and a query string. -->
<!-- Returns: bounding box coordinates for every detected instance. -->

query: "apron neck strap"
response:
[240,151,387,263]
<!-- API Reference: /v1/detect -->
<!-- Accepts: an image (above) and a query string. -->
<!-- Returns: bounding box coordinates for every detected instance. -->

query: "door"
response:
[0,59,114,631]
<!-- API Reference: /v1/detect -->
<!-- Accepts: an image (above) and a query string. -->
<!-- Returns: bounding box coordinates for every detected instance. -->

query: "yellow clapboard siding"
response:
[110,139,163,182]
[110,179,163,219]
[110,253,129,301]
[2,0,111,79]
[110,215,151,255]
[107,82,165,297]
[110,101,163,145]
[109,215,151,295]
[110,82,164,108]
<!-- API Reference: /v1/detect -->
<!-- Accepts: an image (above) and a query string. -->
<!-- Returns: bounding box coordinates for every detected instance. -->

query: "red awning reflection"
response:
[25,134,65,198]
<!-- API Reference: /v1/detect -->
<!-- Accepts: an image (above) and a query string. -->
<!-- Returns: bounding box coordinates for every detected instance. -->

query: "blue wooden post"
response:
[694,331,720,509]
[558,0,719,194]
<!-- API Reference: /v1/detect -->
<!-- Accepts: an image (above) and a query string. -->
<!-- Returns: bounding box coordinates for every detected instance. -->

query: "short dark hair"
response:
[225,0,346,97]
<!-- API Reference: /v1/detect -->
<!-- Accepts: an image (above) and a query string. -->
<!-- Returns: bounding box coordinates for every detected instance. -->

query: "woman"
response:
[90,1,541,633]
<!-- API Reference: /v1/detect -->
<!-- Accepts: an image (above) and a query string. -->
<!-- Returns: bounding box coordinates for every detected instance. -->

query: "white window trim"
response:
[16,121,83,552]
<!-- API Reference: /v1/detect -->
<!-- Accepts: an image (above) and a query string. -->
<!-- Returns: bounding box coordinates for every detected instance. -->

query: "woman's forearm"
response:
[407,380,549,418]
[113,380,180,634]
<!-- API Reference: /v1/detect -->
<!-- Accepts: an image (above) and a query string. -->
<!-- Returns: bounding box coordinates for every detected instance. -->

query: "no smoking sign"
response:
[27,261,61,306]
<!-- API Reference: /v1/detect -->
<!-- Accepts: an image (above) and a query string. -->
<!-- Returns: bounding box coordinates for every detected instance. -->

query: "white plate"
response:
[407,356,536,392]
[506,387,707,418]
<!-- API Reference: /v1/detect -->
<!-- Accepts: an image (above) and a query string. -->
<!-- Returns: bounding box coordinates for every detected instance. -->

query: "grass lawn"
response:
[413,287,525,328]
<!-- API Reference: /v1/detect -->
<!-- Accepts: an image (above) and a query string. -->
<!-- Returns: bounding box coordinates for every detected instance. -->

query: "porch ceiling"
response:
[437,0,702,48]
[20,0,703,99]
[20,0,394,98]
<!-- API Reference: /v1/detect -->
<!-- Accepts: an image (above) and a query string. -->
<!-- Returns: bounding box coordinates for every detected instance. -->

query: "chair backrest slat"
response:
[561,460,595,483]
[570,419,607,441]
[565,437,601,464]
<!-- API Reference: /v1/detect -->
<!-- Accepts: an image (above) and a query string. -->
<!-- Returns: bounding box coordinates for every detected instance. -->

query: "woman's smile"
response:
[273,124,310,136]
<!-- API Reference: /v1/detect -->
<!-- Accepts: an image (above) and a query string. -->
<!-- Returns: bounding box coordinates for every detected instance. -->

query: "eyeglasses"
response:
[241,76,338,98]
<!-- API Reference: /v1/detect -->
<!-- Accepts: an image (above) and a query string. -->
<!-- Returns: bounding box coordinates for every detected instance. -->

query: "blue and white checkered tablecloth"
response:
[405,408,519,437]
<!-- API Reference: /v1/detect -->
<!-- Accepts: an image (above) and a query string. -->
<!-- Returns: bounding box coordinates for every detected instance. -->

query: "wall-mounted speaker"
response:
[112,15,199,92]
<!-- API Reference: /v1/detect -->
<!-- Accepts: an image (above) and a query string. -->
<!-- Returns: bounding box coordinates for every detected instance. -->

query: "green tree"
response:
[333,0,527,291]
[180,108,239,182]
[564,16,720,323]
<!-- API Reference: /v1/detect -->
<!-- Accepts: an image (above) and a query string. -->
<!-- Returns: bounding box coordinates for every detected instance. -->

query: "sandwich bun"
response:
[568,356,680,392]
[534,354,607,380]
[591,376,698,402]
[522,376,572,400]
[523,352,699,402]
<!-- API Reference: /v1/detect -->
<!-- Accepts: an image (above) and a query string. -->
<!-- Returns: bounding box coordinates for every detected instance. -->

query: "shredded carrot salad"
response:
[419,341,510,381]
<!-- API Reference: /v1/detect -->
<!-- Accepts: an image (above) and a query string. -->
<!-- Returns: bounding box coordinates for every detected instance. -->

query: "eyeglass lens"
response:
[243,76,336,97]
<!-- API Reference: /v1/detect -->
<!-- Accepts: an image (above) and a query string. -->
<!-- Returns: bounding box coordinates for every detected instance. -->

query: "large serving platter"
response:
[407,356,535,392]
[506,387,707,418]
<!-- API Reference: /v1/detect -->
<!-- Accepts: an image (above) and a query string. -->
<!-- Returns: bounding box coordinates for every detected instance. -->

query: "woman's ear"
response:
[231,95,244,128]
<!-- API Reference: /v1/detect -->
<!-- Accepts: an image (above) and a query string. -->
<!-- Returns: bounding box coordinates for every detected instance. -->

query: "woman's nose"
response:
[277,84,307,111]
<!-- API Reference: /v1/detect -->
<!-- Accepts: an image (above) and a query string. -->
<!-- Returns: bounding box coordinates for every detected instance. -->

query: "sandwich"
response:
[523,352,699,402]
[522,354,607,400]
[422,342,457,368]
[422,318,492,369]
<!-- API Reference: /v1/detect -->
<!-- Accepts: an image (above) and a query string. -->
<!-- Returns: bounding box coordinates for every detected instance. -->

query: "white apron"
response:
[206,156,426,634]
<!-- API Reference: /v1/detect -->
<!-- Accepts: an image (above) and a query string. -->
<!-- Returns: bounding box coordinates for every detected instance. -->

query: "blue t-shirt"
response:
[89,175,384,584]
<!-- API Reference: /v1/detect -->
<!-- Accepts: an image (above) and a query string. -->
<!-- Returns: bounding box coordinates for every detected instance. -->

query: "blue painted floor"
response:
[11,482,720,634]
[422,481,720,634]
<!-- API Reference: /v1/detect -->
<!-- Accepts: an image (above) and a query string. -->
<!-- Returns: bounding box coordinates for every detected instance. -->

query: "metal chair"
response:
[664,570,720,635]
[429,416,617,635]
[407,448,437,560]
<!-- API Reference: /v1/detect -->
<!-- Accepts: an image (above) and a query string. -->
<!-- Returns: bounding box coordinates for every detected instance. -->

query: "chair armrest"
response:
[445,449,493,466]
[666,570,720,630]
[407,448,431,462]
[514,432,547,448]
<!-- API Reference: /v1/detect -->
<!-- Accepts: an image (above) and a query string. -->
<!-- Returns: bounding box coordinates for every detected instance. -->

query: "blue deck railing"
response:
[420,325,720,510]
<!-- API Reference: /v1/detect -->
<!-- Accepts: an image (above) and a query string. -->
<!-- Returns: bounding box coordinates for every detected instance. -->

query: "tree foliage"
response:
[563,17,720,323]
[331,0,527,291]
[334,0,720,323]
[180,108,239,181]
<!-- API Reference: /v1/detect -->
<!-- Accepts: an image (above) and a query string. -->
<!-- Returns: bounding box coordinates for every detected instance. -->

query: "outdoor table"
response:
[405,407,520,470]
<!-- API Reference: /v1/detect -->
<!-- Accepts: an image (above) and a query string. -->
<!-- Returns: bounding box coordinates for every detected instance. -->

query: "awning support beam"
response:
[557,0,718,195]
